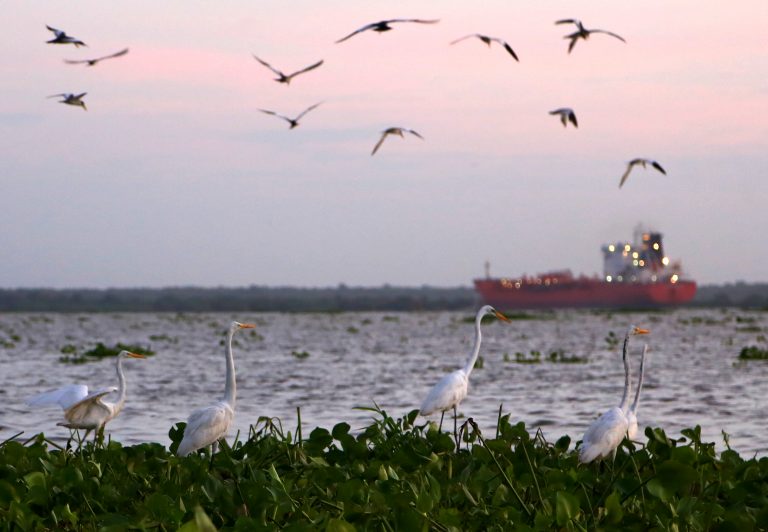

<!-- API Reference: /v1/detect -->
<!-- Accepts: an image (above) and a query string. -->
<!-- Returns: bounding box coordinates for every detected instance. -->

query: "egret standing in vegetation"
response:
[579,325,649,463]
[26,350,146,440]
[420,305,510,439]
[627,343,648,440]
[177,321,255,457]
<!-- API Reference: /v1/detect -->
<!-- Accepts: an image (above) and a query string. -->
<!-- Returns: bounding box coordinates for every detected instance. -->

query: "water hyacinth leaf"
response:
[326,518,356,532]
[604,492,623,525]
[178,506,218,532]
[555,490,580,526]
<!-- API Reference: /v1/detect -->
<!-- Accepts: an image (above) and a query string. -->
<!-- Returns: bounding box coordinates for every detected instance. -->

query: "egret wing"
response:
[26,384,88,409]
[580,407,627,462]
[420,370,467,416]
[178,403,233,456]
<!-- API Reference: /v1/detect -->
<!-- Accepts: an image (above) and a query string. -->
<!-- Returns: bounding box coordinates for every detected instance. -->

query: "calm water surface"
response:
[1,309,766,455]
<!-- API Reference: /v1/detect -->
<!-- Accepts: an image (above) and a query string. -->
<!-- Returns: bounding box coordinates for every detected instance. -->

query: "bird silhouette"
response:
[549,108,578,128]
[252,56,324,85]
[371,127,424,155]
[555,19,625,53]
[258,102,322,129]
[47,93,88,110]
[46,25,86,47]
[619,159,666,188]
[64,48,129,66]
[336,18,439,43]
[450,34,518,61]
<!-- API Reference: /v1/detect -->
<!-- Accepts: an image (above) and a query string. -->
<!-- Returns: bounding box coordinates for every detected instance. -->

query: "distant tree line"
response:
[0,283,765,312]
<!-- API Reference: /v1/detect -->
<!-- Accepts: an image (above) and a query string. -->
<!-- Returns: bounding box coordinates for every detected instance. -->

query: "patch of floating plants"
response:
[58,342,154,364]
[2,405,767,529]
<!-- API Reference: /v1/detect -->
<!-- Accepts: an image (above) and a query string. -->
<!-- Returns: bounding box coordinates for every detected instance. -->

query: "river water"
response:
[1,309,766,455]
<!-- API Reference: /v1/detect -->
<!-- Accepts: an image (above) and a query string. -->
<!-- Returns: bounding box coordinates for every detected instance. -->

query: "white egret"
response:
[626,343,649,440]
[619,158,666,188]
[579,326,649,464]
[26,350,146,440]
[420,305,510,436]
[177,321,255,457]
[335,18,440,44]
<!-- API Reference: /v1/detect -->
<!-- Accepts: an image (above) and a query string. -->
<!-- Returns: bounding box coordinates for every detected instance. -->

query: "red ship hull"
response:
[474,277,697,310]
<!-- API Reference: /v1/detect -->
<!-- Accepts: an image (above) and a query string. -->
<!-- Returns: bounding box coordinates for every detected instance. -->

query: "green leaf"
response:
[555,490,580,526]
[604,491,623,525]
[326,518,356,532]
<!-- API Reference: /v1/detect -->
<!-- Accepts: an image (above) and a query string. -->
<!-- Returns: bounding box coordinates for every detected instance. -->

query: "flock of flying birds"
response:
[43,16,667,188]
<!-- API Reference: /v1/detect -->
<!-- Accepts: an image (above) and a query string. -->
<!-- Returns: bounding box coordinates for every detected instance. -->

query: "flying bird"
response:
[619,158,666,188]
[555,19,625,53]
[549,107,578,128]
[26,350,146,440]
[64,48,129,66]
[252,56,323,85]
[371,127,424,155]
[258,102,322,129]
[420,305,510,439]
[46,25,86,47]
[336,18,439,44]
[579,326,649,464]
[626,343,648,440]
[449,34,518,61]
[177,321,256,457]
[47,92,88,110]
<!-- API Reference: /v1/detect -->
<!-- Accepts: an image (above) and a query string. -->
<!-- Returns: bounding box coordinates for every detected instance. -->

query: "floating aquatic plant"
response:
[738,345,768,360]
[2,408,767,530]
[58,342,154,364]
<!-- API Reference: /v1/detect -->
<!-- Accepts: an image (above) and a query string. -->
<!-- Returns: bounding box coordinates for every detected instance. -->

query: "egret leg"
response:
[453,406,459,449]
[438,411,445,432]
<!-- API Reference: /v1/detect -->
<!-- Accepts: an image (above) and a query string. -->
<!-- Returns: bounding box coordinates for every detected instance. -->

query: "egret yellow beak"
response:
[494,311,511,322]
[634,327,650,335]
[238,323,256,329]
[127,352,147,359]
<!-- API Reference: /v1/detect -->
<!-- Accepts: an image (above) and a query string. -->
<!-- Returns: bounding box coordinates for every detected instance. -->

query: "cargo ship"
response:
[474,227,696,309]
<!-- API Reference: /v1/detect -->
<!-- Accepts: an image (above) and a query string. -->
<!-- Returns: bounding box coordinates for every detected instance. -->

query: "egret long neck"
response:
[618,333,632,412]
[630,346,646,413]
[224,327,237,407]
[462,313,484,377]
[113,355,128,410]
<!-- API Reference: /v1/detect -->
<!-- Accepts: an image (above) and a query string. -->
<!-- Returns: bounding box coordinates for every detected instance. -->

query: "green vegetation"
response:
[291,350,310,360]
[58,342,154,364]
[506,350,587,364]
[2,407,767,530]
[739,345,768,360]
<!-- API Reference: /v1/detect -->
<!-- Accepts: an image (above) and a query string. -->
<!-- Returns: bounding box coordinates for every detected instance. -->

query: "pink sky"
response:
[1,1,767,287]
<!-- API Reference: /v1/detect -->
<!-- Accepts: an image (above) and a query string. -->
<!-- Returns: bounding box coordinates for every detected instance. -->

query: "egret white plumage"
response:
[579,325,649,464]
[626,343,648,440]
[420,305,510,436]
[177,321,255,457]
[26,350,146,440]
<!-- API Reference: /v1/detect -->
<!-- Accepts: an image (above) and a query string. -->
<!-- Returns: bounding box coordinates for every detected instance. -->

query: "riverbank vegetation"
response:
[2,406,766,530]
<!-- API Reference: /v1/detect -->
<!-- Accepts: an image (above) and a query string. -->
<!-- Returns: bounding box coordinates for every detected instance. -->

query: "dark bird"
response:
[619,159,666,188]
[555,19,625,53]
[549,107,578,128]
[258,102,322,129]
[371,127,424,155]
[336,18,439,44]
[47,93,87,110]
[449,34,518,61]
[46,25,86,47]
[252,56,324,85]
[64,48,129,66]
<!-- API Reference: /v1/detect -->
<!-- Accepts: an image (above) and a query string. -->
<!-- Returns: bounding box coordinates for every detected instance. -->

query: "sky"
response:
[1,1,767,288]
